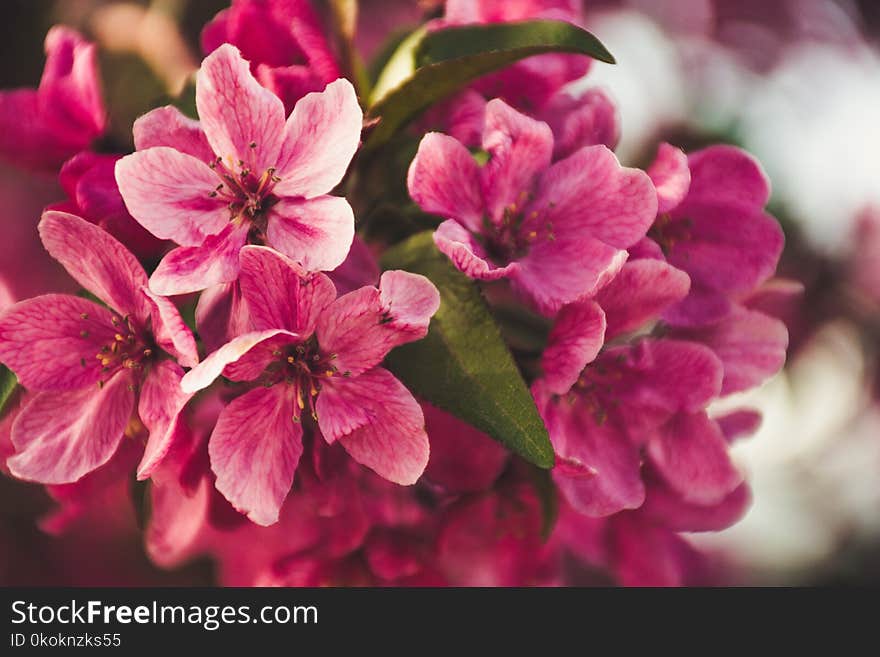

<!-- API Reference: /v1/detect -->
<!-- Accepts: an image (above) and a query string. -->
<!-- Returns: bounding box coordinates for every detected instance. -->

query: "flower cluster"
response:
[0,0,790,586]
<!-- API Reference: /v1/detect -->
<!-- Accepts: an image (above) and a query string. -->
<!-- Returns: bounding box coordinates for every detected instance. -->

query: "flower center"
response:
[83,312,154,389]
[563,360,626,426]
[208,145,281,242]
[480,192,555,263]
[648,213,693,254]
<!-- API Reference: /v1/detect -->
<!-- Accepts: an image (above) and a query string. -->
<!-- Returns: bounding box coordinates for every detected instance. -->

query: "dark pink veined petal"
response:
[238,245,336,334]
[433,220,518,281]
[39,211,151,323]
[266,195,355,272]
[194,282,251,353]
[542,87,619,161]
[328,235,380,295]
[541,300,606,395]
[628,236,665,261]
[407,132,484,231]
[609,514,694,587]
[141,288,199,368]
[674,307,788,395]
[209,385,303,526]
[480,99,553,224]
[685,144,770,209]
[222,333,302,382]
[274,78,363,199]
[0,90,81,170]
[115,147,229,246]
[527,144,657,251]
[715,409,762,443]
[534,381,644,516]
[318,368,429,485]
[133,106,214,163]
[136,359,192,479]
[647,411,742,505]
[648,142,691,214]
[256,64,327,114]
[148,221,249,295]
[641,475,751,532]
[181,329,300,393]
[662,282,734,328]
[8,372,134,484]
[195,44,286,174]
[0,294,116,391]
[597,259,690,340]
[514,236,626,316]
[316,271,440,377]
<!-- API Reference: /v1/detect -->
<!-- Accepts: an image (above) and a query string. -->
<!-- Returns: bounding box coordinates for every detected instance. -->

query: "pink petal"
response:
[480,99,553,224]
[209,385,303,526]
[328,235,380,295]
[715,409,762,443]
[115,147,229,246]
[148,221,249,295]
[319,368,429,485]
[674,307,788,395]
[266,195,355,272]
[641,476,751,532]
[136,359,192,479]
[141,289,199,368]
[648,142,691,214]
[596,259,690,340]
[274,78,363,198]
[433,220,518,281]
[256,64,327,115]
[407,132,484,231]
[316,271,440,377]
[0,294,116,391]
[196,44,286,174]
[194,282,251,353]
[39,210,150,322]
[181,329,299,393]
[662,283,733,328]
[8,372,134,484]
[541,300,606,395]
[609,514,694,587]
[542,87,619,161]
[133,106,214,163]
[647,411,742,505]
[238,245,336,334]
[685,144,770,209]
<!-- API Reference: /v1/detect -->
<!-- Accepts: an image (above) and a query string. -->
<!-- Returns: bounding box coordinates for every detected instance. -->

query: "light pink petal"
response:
[196,44,286,174]
[641,478,752,533]
[407,132,484,231]
[0,294,116,391]
[181,328,299,393]
[274,78,363,198]
[433,220,519,281]
[675,307,788,395]
[319,368,429,485]
[141,289,199,368]
[115,147,229,246]
[541,300,606,395]
[39,210,150,322]
[316,271,440,377]
[266,195,355,272]
[647,411,742,505]
[648,142,691,214]
[685,145,770,209]
[528,145,657,250]
[715,409,763,443]
[480,99,553,223]
[597,259,690,340]
[148,221,249,295]
[133,106,214,163]
[514,238,626,316]
[8,373,134,484]
[136,359,192,479]
[238,245,336,334]
[209,385,303,526]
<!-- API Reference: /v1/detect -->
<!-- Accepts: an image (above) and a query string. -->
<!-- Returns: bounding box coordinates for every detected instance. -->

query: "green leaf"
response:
[365,19,614,149]
[0,365,18,419]
[381,232,554,468]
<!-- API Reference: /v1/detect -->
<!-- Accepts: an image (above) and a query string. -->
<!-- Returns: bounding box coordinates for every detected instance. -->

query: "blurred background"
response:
[1,0,879,585]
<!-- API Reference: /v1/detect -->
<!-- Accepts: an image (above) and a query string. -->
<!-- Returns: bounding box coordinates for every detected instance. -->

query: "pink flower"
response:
[646,143,785,326]
[0,211,198,484]
[202,0,342,114]
[0,27,106,172]
[408,99,656,315]
[115,44,362,295]
[180,246,440,525]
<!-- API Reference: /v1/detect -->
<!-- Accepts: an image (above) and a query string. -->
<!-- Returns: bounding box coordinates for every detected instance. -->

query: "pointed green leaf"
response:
[0,365,18,419]
[365,19,614,149]
[381,232,554,468]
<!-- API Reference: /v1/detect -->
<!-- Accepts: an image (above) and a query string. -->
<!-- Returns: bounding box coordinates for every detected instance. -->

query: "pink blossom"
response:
[115,44,362,295]
[0,211,198,484]
[408,99,656,315]
[0,27,106,172]
[180,246,440,525]
[202,0,342,114]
